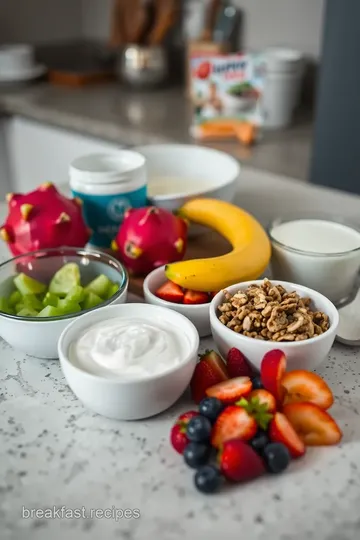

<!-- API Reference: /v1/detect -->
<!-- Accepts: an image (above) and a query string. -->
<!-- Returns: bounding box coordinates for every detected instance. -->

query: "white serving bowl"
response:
[134,144,240,212]
[58,303,199,420]
[210,280,339,372]
[143,266,211,337]
[0,248,128,359]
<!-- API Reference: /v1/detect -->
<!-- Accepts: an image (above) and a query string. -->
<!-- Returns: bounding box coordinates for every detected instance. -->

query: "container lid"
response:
[69,151,146,185]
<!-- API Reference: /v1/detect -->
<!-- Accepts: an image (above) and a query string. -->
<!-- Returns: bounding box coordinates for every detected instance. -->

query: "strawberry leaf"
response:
[236,397,273,430]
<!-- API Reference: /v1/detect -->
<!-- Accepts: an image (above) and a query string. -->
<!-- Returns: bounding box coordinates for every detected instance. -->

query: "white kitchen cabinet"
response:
[0,119,12,199]
[6,117,124,193]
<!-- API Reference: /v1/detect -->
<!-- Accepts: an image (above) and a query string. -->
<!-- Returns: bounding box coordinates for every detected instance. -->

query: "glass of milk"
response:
[268,215,360,306]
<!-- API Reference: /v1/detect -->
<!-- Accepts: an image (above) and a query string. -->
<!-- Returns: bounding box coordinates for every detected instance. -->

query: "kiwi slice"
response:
[106,282,120,299]
[57,299,82,315]
[0,297,14,315]
[65,285,85,304]
[85,274,112,299]
[17,307,39,317]
[8,290,22,307]
[82,291,103,310]
[49,263,81,296]
[43,292,59,308]
[14,273,46,296]
[37,305,61,318]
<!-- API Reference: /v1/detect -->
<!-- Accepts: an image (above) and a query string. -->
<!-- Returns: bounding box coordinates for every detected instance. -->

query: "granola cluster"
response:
[218,278,330,342]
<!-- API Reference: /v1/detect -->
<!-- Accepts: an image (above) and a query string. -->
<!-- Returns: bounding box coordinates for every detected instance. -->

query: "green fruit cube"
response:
[82,291,103,310]
[14,273,46,296]
[9,290,21,307]
[37,305,62,318]
[43,292,59,308]
[49,263,81,296]
[106,282,120,299]
[22,294,44,311]
[57,299,82,315]
[0,297,14,315]
[85,274,112,299]
[17,307,39,317]
[65,285,85,304]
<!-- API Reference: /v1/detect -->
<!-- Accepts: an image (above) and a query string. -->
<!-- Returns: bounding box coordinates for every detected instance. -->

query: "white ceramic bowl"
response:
[221,92,257,113]
[210,280,339,372]
[143,266,211,337]
[0,248,128,359]
[58,303,199,420]
[134,144,240,212]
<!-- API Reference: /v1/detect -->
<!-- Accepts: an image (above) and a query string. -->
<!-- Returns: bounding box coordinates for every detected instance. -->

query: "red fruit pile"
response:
[155,280,216,305]
[170,348,342,494]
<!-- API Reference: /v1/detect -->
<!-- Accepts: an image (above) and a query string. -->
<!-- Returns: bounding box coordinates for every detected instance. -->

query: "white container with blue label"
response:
[69,151,147,248]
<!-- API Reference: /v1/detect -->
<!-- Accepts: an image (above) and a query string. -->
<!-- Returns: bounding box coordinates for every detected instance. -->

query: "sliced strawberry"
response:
[156,280,184,303]
[260,349,287,402]
[206,376,252,404]
[283,402,343,446]
[219,439,266,482]
[269,412,306,458]
[226,347,254,378]
[211,405,257,448]
[281,370,334,410]
[248,389,277,414]
[183,289,209,305]
[190,350,228,404]
[170,410,198,454]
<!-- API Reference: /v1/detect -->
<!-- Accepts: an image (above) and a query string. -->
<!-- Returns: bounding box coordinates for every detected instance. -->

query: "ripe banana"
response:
[165,199,271,291]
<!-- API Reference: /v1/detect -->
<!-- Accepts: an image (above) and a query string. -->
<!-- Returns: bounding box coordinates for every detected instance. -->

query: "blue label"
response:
[72,186,147,248]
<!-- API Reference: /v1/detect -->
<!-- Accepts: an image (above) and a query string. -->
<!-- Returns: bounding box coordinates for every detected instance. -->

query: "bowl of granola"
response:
[210,278,339,372]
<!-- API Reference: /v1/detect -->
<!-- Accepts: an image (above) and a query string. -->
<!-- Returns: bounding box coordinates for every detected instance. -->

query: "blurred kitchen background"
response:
[0,0,353,197]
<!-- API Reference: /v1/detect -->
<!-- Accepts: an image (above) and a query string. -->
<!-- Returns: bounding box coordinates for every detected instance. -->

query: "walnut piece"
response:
[217,279,330,342]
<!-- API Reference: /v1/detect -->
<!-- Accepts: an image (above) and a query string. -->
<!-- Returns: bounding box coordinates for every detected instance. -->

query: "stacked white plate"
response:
[0,44,46,83]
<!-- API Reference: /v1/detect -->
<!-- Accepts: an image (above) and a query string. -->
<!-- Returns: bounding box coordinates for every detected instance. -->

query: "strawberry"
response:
[156,281,184,303]
[260,349,287,402]
[248,389,277,414]
[211,405,257,448]
[183,289,209,305]
[226,347,254,378]
[281,370,334,410]
[190,350,228,404]
[269,412,306,458]
[283,402,343,446]
[219,439,266,482]
[170,411,198,454]
[206,376,252,404]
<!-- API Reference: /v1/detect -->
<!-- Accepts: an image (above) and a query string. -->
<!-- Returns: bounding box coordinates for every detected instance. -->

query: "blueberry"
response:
[198,397,224,423]
[186,415,212,443]
[183,442,211,469]
[249,429,269,454]
[263,443,291,474]
[194,465,222,494]
[251,376,263,390]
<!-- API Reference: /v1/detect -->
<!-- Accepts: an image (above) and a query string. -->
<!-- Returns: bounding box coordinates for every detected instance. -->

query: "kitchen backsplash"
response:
[1,0,325,60]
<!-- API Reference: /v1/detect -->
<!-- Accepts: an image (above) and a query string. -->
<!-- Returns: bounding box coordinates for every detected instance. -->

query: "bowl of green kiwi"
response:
[0,247,128,358]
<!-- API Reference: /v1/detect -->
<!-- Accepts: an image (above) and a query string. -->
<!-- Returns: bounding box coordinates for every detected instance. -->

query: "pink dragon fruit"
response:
[111,207,188,275]
[0,183,91,256]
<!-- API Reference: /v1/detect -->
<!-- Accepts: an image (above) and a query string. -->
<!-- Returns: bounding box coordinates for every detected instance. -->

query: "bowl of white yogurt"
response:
[268,215,360,306]
[58,303,199,420]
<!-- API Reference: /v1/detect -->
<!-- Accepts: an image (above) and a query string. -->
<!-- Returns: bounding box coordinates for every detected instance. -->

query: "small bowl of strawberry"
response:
[143,266,214,337]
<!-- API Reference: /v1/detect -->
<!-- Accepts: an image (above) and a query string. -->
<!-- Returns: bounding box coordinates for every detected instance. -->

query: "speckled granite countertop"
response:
[1,171,360,540]
[0,82,312,181]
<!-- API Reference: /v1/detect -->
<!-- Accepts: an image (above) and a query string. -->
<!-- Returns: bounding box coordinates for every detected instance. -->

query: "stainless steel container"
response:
[119,45,168,88]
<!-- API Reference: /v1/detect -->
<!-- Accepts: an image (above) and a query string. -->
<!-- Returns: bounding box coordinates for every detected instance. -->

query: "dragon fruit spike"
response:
[111,240,118,251]
[0,227,10,242]
[0,183,90,256]
[20,204,34,221]
[73,197,83,206]
[56,212,71,224]
[39,182,53,190]
[174,238,184,253]
[6,193,14,203]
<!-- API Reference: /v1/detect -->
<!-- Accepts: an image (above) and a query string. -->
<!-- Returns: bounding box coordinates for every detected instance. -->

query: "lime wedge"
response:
[17,307,39,317]
[85,274,112,299]
[82,291,103,310]
[9,290,21,307]
[49,263,81,296]
[43,292,59,308]
[0,297,14,315]
[106,282,120,300]
[57,299,82,315]
[65,285,85,304]
[37,305,62,318]
[14,273,46,296]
